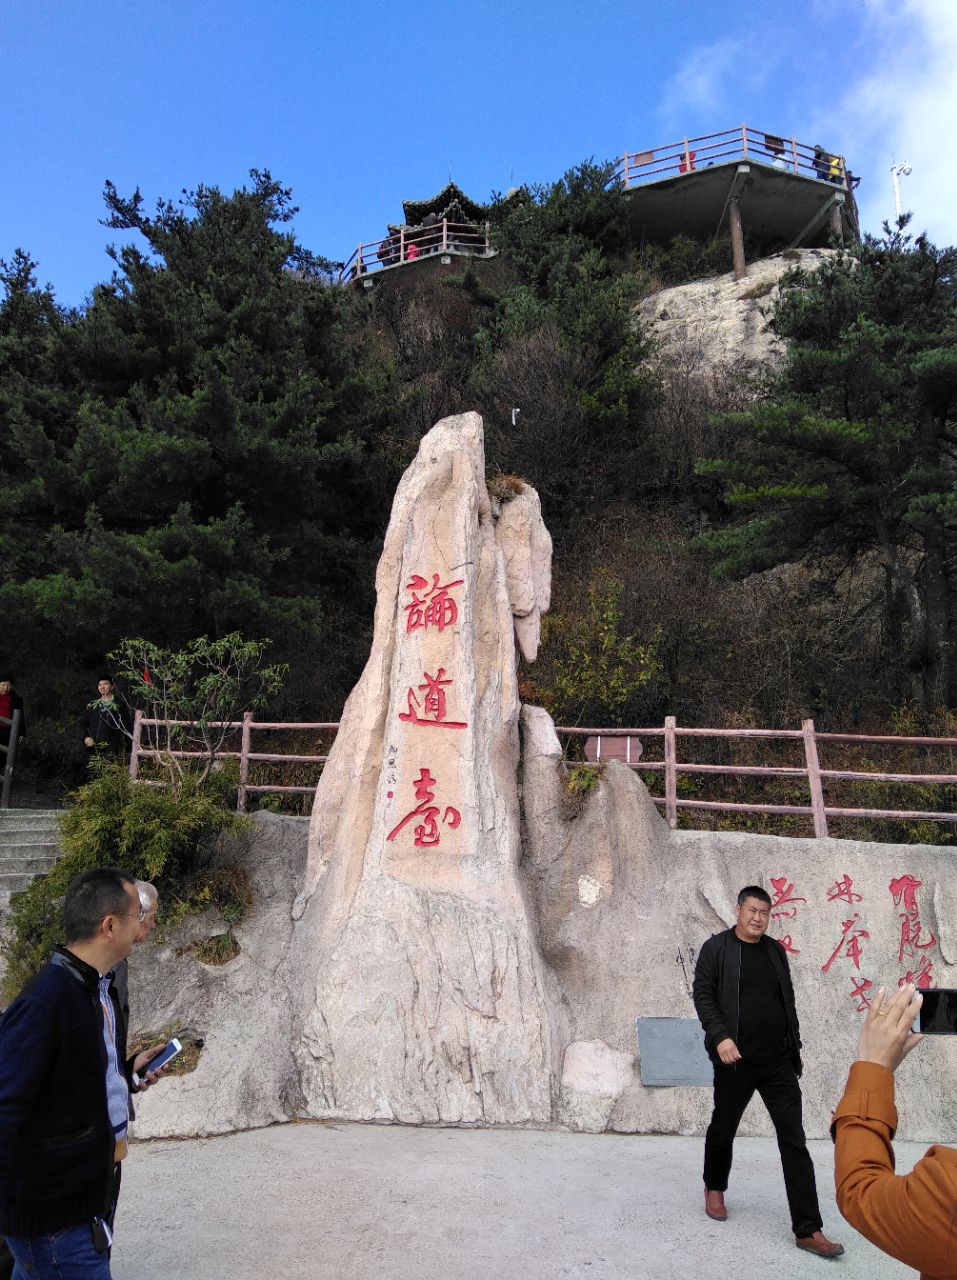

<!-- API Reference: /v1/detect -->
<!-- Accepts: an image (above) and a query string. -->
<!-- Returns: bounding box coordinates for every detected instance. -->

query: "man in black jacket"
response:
[0,868,167,1279]
[692,885,844,1259]
[81,678,129,760]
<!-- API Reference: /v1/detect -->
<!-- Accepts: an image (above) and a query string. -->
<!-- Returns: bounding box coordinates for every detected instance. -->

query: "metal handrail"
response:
[340,218,494,284]
[129,710,956,836]
[0,709,23,809]
[559,719,957,837]
[613,123,850,190]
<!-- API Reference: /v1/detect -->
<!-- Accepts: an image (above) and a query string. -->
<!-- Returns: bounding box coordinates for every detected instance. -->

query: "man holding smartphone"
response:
[693,885,845,1258]
[0,867,168,1279]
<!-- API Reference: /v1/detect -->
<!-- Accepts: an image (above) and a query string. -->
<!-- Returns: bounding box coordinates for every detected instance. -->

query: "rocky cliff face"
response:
[125,410,957,1144]
[639,248,837,371]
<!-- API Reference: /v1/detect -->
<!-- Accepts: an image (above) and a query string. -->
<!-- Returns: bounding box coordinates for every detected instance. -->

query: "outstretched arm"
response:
[833,985,957,1273]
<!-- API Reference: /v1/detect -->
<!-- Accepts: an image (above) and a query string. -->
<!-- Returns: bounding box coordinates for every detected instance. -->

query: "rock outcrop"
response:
[639,248,837,370]
[124,410,957,1145]
[290,412,561,1124]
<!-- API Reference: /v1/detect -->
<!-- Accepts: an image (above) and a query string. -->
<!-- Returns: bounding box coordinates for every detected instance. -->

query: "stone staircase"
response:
[0,809,63,916]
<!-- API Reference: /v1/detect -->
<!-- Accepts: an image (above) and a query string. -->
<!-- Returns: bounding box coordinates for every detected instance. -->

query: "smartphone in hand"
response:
[918,990,957,1035]
[132,1037,182,1086]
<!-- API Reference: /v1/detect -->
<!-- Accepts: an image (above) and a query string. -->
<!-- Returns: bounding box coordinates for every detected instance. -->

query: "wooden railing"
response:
[130,711,957,837]
[612,124,853,191]
[130,710,336,812]
[339,219,494,284]
[559,720,957,838]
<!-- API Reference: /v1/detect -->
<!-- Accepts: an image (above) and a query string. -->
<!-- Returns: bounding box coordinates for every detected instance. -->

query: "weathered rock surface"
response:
[639,248,837,370]
[117,410,957,1145]
[520,705,957,1142]
[291,412,561,1124]
[127,814,306,1138]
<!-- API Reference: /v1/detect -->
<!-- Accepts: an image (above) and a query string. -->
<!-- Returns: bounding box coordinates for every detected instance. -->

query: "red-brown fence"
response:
[560,719,957,838]
[130,711,957,837]
[611,123,852,190]
[130,710,336,813]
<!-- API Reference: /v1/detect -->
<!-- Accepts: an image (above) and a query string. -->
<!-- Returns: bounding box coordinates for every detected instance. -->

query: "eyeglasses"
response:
[103,907,147,924]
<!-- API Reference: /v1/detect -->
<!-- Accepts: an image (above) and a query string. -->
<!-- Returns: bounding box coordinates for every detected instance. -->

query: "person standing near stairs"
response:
[81,679,128,764]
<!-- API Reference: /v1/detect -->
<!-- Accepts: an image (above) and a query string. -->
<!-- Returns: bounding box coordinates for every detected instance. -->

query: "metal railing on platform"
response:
[612,124,852,191]
[340,219,494,284]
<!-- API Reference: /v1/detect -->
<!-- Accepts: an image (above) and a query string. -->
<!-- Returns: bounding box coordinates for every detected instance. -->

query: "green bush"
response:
[1,762,247,1002]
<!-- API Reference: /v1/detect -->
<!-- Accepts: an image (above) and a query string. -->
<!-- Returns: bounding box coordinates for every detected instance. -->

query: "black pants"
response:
[703,1057,822,1238]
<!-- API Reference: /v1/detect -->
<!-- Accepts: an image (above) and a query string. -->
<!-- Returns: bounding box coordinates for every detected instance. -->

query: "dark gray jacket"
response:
[692,927,803,1075]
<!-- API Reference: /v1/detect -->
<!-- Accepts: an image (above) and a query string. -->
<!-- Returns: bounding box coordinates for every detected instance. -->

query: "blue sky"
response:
[2,0,954,307]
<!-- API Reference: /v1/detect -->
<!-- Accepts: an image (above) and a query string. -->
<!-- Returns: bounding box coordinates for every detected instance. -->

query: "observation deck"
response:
[617,124,859,277]
[341,126,859,287]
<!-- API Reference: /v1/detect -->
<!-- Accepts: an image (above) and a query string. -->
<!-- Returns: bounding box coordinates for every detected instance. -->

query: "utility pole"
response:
[890,158,912,220]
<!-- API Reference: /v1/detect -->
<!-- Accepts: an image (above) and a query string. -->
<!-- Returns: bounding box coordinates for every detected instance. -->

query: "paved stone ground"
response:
[112,1124,917,1279]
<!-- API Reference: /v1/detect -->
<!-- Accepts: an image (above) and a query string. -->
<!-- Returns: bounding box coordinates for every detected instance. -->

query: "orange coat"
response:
[832,1061,957,1277]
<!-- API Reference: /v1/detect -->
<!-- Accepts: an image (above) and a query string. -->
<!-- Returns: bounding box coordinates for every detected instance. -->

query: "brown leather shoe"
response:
[795,1231,845,1258]
[704,1189,727,1221]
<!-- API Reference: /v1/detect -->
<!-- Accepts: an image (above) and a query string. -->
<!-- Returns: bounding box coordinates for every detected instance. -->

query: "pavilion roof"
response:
[401,182,491,227]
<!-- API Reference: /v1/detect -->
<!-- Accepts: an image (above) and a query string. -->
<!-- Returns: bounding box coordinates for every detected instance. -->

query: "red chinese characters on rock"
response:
[889,875,937,988]
[403,574,464,634]
[769,876,807,921]
[386,768,462,849]
[826,873,863,905]
[849,975,874,1012]
[821,913,870,974]
[777,935,800,955]
[399,668,467,730]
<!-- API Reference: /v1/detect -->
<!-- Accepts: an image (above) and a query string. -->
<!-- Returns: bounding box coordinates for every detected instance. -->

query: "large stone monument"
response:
[289,411,562,1123]
[127,411,957,1143]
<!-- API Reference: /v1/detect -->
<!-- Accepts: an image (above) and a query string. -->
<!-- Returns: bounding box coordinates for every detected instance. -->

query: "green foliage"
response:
[0,172,384,789]
[560,762,606,820]
[634,234,733,292]
[193,933,240,965]
[695,226,957,708]
[1,762,245,1001]
[109,631,287,787]
[525,571,660,725]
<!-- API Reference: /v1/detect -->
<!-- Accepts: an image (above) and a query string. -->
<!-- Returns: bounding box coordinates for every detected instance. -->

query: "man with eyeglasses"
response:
[0,867,169,1279]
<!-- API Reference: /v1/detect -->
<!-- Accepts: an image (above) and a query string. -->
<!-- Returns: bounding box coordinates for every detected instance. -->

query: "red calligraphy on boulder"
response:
[889,875,937,976]
[387,767,462,848]
[399,668,467,730]
[849,976,874,1012]
[769,875,807,921]
[404,574,464,633]
[822,913,870,974]
[826,874,862,905]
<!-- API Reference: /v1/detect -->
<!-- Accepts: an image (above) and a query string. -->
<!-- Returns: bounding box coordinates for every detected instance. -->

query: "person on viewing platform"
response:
[81,678,129,760]
[832,983,957,1276]
[693,885,845,1259]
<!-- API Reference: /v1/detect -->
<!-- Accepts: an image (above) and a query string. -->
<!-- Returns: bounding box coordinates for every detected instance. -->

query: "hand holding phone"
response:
[918,989,957,1035]
[132,1037,182,1088]
[855,986,923,1072]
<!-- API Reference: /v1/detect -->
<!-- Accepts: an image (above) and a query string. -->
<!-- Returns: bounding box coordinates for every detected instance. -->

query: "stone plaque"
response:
[636,1017,712,1086]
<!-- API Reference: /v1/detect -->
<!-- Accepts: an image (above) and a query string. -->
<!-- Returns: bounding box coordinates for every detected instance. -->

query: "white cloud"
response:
[821,0,957,243]
[655,38,738,129]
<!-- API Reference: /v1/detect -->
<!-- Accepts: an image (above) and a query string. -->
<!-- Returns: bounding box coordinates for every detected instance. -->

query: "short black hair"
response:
[737,885,772,908]
[63,867,136,943]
